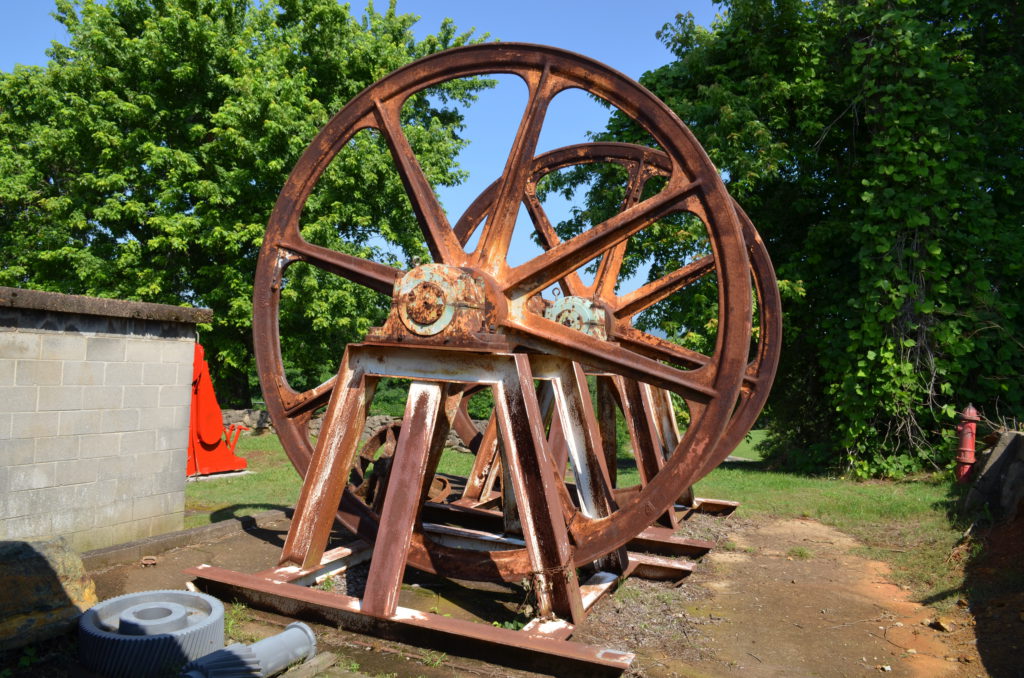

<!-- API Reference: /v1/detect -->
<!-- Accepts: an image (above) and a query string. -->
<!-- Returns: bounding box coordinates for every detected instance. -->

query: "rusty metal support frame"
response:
[199,340,711,673]
[280,345,617,618]
[237,42,783,671]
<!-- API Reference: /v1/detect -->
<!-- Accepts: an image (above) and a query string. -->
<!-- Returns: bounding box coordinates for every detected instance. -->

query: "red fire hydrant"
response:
[954,404,980,484]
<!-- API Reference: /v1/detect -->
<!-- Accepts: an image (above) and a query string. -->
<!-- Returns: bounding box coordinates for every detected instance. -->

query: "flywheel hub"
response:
[543,296,610,340]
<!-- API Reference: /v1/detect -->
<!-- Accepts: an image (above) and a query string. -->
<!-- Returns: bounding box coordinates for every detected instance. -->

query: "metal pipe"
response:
[181,622,316,678]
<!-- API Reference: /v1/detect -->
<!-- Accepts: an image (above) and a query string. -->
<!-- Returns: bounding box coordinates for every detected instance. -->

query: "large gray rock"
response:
[964,431,1024,520]
[0,537,98,650]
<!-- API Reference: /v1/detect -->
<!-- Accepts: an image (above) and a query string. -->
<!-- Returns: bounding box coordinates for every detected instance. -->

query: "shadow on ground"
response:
[206,504,294,548]
[963,509,1024,678]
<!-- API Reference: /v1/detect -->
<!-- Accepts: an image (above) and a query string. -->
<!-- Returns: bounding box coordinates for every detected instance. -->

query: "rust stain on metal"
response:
[403,281,446,325]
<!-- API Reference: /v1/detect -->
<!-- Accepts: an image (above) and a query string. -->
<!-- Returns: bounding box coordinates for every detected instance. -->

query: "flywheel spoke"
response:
[614,326,710,372]
[521,190,589,297]
[280,376,336,418]
[614,327,760,390]
[282,238,400,295]
[373,99,466,266]
[591,159,647,298]
[504,179,702,298]
[510,312,717,404]
[471,67,560,273]
[612,254,715,320]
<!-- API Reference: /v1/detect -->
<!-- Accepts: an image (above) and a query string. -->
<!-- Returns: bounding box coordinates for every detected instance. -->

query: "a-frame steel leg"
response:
[281,350,376,569]
[362,381,458,616]
[495,354,585,623]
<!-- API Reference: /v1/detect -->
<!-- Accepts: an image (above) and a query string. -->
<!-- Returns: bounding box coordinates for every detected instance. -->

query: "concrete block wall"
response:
[0,287,212,551]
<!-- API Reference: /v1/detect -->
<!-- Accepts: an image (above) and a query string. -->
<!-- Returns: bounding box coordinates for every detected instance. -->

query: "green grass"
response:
[224,602,257,643]
[185,435,302,528]
[730,429,767,460]
[437,448,476,477]
[421,650,447,668]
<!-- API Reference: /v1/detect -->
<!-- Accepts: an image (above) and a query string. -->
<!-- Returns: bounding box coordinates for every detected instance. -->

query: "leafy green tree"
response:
[0,0,486,404]
[566,0,1023,475]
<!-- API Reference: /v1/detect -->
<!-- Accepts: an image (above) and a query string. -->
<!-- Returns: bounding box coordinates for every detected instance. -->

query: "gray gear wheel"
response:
[78,589,225,678]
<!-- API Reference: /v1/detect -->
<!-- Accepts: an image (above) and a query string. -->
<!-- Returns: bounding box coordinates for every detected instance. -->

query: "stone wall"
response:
[221,408,273,435]
[0,287,211,551]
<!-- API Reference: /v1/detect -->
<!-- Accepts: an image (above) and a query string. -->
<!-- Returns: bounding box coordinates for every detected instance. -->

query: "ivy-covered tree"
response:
[570,0,1023,475]
[0,0,487,404]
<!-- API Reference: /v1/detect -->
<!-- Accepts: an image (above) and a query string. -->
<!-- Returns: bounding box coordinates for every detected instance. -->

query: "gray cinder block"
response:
[0,386,37,412]
[104,361,142,386]
[62,361,104,386]
[38,385,83,412]
[85,336,126,362]
[40,334,87,360]
[0,332,40,359]
[11,412,52,439]
[16,360,62,386]
[82,385,123,409]
[35,436,79,463]
[100,408,140,434]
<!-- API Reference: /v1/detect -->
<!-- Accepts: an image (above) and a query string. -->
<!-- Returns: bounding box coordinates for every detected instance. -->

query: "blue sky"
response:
[397,1,721,254]
[0,0,721,267]
[0,1,719,77]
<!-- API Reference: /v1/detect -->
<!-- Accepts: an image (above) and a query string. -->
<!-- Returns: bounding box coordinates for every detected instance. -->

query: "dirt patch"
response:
[674,518,975,677]
[575,516,979,677]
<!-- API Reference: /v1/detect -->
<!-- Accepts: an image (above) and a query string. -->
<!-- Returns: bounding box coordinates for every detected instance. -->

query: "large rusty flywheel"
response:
[252,44,780,623]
